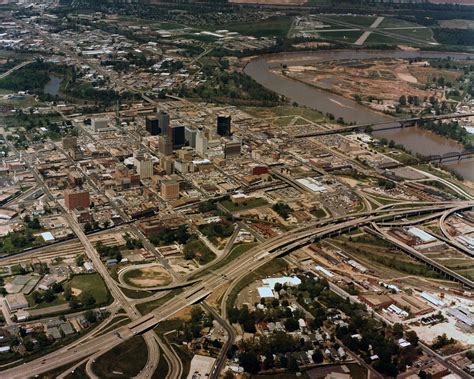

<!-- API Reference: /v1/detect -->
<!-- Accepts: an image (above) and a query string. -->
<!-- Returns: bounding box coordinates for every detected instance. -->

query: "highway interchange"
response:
[1,199,473,378]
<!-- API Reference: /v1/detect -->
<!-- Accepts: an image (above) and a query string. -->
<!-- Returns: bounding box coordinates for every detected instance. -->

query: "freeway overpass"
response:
[295,112,474,138]
[2,202,473,378]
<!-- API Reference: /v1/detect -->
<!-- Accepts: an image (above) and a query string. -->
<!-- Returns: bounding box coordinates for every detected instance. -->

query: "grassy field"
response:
[136,289,183,315]
[219,16,292,38]
[318,30,363,44]
[68,273,110,305]
[324,15,376,27]
[242,105,325,124]
[365,29,434,45]
[184,240,216,265]
[91,336,147,378]
[192,243,257,280]
[220,197,268,212]
[380,17,422,28]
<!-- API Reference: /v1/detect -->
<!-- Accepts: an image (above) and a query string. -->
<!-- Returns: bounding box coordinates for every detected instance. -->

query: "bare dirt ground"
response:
[71,288,82,296]
[126,266,172,287]
[278,59,462,104]
[439,19,474,29]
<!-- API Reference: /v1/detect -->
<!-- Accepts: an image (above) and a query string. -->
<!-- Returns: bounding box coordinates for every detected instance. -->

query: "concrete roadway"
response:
[15,148,163,378]
[202,302,236,379]
[0,60,33,80]
[1,202,472,378]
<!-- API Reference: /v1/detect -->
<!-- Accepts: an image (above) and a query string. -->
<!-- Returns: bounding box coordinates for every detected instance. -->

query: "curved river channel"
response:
[244,50,474,181]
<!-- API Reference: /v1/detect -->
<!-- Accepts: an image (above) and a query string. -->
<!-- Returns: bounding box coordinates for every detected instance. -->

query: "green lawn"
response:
[220,198,268,212]
[192,243,257,280]
[324,15,376,28]
[92,336,147,378]
[26,292,67,309]
[136,289,183,315]
[380,17,422,28]
[183,239,216,265]
[318,30,363,44]
[68,274,110,305]
[365,29,434,46]
[219,16,293,38]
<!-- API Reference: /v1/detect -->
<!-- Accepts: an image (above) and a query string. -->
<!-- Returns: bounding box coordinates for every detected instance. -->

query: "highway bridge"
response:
[295,112,474,138]
[379,150,474,170]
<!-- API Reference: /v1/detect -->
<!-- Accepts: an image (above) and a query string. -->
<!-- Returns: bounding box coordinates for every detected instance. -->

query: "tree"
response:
[393,323,404,339]
[284,317,299,332]
[84,310,96,323]
[399,95,407,106]
[312,349,324,364]
[239,351,260,374]
[32,291,42,304]
[43,289,56,303]
[81,292,96,306]
[84,223,93,233]
[52,282,63,293]
[406,331,419,347]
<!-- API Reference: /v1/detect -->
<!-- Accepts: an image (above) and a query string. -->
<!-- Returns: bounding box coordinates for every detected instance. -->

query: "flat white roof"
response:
[40,232,54,241]
[407,227,435,243]
[297,178,327,193]
[262,276,301,288]
[257,287,274,298]
[315,265,334,278]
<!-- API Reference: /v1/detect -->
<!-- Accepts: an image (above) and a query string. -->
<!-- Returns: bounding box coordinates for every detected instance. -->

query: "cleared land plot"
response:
[439,19,474,29]
[123,266,172,288]
[91,336,147,378]
[242,105,325,123]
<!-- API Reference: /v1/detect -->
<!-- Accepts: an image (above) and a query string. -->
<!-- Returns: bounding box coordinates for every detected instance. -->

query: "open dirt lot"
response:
[277,59,461,104]
[440,19,474,29]
[124,266,172,287]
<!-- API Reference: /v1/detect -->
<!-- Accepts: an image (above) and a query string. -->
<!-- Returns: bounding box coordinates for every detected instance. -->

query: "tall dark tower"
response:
[217,115,231,137]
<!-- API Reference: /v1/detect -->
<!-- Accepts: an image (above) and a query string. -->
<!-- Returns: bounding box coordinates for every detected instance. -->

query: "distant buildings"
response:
[64,190,90,211]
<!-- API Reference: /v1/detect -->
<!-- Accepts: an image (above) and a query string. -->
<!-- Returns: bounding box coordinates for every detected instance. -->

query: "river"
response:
[43,75,62,97]
[244,50,474,181]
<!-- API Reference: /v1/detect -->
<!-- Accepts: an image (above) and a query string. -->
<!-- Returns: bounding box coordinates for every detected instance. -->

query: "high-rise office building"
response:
[158,135,173,156]
[185,127,197,148]
[136,158,153,179]
[161,180,180,201]
[171,125,185,149]
[217,115,231,137]
[145,116,161,136]
[158,111,170,136]
[64,190,90,211]
[195,131,208,157]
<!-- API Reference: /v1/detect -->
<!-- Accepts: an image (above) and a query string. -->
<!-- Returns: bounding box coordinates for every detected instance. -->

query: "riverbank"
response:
[244,49,474,181]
